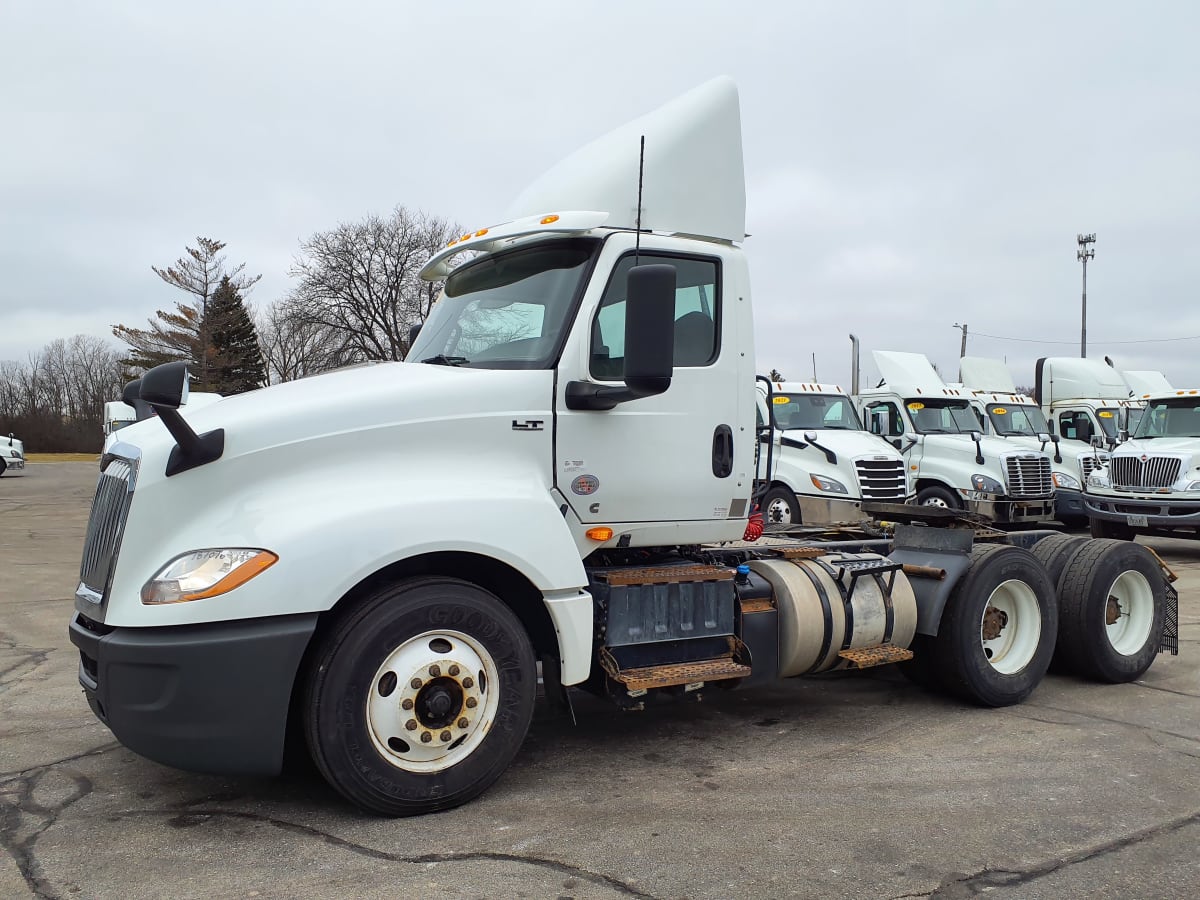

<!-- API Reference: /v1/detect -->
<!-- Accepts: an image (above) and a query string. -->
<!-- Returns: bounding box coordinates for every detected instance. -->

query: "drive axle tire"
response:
[925,544,1057,707]
[1030,534,1089,590]
[1089,518,1135,541]
[916,484,962,510]
[304,577,536,816]
[1056,539,1165,683]
[761,485,801,525]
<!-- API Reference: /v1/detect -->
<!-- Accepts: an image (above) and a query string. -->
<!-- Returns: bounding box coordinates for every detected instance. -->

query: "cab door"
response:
[554,239,752,526]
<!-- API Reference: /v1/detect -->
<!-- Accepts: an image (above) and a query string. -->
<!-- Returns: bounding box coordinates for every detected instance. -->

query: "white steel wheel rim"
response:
[922,495,950,509]
[766,494,794,524]
[979,579,1041,674]
[1104,570,1154,655]
[366,629,500,774]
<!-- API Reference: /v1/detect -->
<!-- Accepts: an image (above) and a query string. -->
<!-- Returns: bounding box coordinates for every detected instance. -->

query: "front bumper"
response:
[797,494,910,525]
[2,456,24,474]
[966,496,1055,525]
[69,611,318,775]
[1084,492,1200,529]
[1054,488,1086,520]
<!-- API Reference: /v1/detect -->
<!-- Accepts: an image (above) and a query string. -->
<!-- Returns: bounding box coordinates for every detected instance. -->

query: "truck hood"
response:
[1113,438,1199,458]
[782,429,902,460]
[111,363,550,480]
[922,433,1042,461]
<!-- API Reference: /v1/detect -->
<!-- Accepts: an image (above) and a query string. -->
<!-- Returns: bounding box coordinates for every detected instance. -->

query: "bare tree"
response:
[285,207,459,365]
[257,297,355,384]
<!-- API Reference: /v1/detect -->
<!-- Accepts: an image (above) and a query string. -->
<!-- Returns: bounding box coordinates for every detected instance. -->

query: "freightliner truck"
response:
[958,357,1108,527]
[755,379,910,525]
[70,79,1176,816]
[856,351,1057,524]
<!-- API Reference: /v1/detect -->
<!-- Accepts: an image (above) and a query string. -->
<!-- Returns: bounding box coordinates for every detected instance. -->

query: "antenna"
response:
[634,135,645,265]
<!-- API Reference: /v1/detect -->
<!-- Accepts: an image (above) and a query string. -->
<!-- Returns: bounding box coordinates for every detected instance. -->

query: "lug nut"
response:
[429,664,441,677]
[410,678,423,689]
[462,676,474,689]
[448,665,460,676]
[405,719,418,731]
[401,698,414,710]
[440,730,452,742]
[466,697,478,709]
[457,717,469,729]
[420,731,432,743]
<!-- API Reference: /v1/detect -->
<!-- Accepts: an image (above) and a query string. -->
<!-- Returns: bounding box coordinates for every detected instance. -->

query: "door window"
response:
[590,254,720,380]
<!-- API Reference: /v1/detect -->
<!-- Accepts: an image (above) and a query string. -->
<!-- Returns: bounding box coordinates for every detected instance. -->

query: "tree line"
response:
[0,207,459,452]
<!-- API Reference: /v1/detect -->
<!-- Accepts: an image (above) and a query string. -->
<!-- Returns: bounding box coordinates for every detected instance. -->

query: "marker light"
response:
[585,527,614,541]
[540,214,560,224]
[475,228,489,237]
[141,549,278,604]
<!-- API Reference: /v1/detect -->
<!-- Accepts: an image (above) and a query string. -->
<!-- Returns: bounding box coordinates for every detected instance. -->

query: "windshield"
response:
[1125,407,1144,435]
[770,393,862,431]
[1132,398,1200,439]
[408,238,599,369]
[986,403,1049,437]
[1095,407,1120,439]
[906,399,981,434]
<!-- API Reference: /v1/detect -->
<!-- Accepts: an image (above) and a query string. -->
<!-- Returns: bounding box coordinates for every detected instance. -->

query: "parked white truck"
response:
[70,78,1175,816]
[959,357,1107,527]
[1120,370,1172,436]
[1034,357,1142,449]
[1,433,25,477]
[102,392,223,456]
[1085,387,1200,540]
[755,380,910,524]
[856,351,1056,524]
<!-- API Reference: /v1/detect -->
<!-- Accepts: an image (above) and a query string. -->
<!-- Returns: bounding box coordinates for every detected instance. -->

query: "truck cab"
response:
[1034,357,1141,451]
[1085,388,1200,540]
[959,356,1107,526]
[754,380,910,524]
[857,351,1055,524]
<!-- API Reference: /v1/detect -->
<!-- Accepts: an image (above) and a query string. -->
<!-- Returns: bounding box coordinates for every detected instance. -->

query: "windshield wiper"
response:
[420,355,470,366]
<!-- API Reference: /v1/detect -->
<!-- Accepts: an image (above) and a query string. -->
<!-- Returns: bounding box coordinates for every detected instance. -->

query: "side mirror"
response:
[140,361,190,410]
[408,323,423,346]
[969,430,985,465]
[1090,435,1105,449]
[622,264,676,396]
[1118,429,1129,443]
[803,430,818,443]
[899,432,919,453]
[1037,432,1052,443]
[970,430,983,443]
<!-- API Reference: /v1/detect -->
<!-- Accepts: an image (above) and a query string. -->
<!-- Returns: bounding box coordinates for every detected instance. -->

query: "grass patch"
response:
[25,453,100,463]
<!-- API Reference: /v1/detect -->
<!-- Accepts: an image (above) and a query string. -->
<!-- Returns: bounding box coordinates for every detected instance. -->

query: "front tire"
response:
[1089,517,1135,541]
[1056,540,1165,683]
[916,484,962,510]
[924,544,1057,706]
[761,485,801,525]
[304,577,536,816]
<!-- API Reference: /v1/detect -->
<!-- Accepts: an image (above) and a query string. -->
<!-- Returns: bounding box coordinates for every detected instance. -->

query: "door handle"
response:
[712,425,734,478]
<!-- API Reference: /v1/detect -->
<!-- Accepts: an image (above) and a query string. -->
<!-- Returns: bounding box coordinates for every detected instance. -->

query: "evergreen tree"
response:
[206,276,266,394]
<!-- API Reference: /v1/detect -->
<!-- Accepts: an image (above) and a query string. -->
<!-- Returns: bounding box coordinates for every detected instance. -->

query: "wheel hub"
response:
[415,677,463,729]
[981,605,1009,641]
[1105,594,1123,626]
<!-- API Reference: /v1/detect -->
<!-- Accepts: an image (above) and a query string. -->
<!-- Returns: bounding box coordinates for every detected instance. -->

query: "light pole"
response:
[953,322,968,358]
[1077,233,1095,357]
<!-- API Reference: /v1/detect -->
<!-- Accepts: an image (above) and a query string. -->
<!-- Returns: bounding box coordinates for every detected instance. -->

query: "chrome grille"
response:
[1110,456,1181,490]
[78,458,136,602]
[1079,455,1105,482]
[1004,454,1053,497]
[854,458,907,500]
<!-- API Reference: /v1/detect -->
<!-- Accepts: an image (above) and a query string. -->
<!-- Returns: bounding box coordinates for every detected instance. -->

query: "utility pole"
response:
[812,352,817,381]
[953,322,968,358]
[1077,233,1096,358]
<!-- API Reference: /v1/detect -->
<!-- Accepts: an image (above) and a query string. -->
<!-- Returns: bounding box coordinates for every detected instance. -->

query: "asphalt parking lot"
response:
[2,461,1199,900]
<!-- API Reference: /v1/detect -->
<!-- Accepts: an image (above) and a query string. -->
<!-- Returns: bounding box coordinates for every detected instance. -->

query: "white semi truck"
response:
[1085,387,1200,540]
[755,380,910,524]
[958,357,1107,527]
[1,433,25,477]
[1034,357,1143,449]
[856,351,1056,524]
[1120,370,1172,436]
[70,79,1175,816]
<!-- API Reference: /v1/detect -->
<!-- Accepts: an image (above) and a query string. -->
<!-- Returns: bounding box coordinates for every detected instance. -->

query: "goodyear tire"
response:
[304,577,536,816]
[925,544,1057,706]
[762,485,801,525]
[1031,534,1089,590]
[1056,539,1165,683]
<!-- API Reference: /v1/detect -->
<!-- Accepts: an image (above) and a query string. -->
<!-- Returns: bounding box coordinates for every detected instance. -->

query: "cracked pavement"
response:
[2,462,1198,899]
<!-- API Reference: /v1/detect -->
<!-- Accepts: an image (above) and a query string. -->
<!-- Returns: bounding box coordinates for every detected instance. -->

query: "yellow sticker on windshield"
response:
[772,396,790,404]
[907,402,925,410]
[992,407,1007,415]
[1098,410,1114,418]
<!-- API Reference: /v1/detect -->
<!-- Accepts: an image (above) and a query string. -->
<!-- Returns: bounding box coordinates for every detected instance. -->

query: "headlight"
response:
[1185,481,1200,492]
[1087,470,1110,489]
[1052,471,1081,490]
[141,549,278,605]
[809,474,848,494]
[970,474,1003,493]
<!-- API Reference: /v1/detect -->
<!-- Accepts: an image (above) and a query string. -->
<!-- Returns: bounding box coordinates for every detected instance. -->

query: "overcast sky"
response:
[2,1,1197,391]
